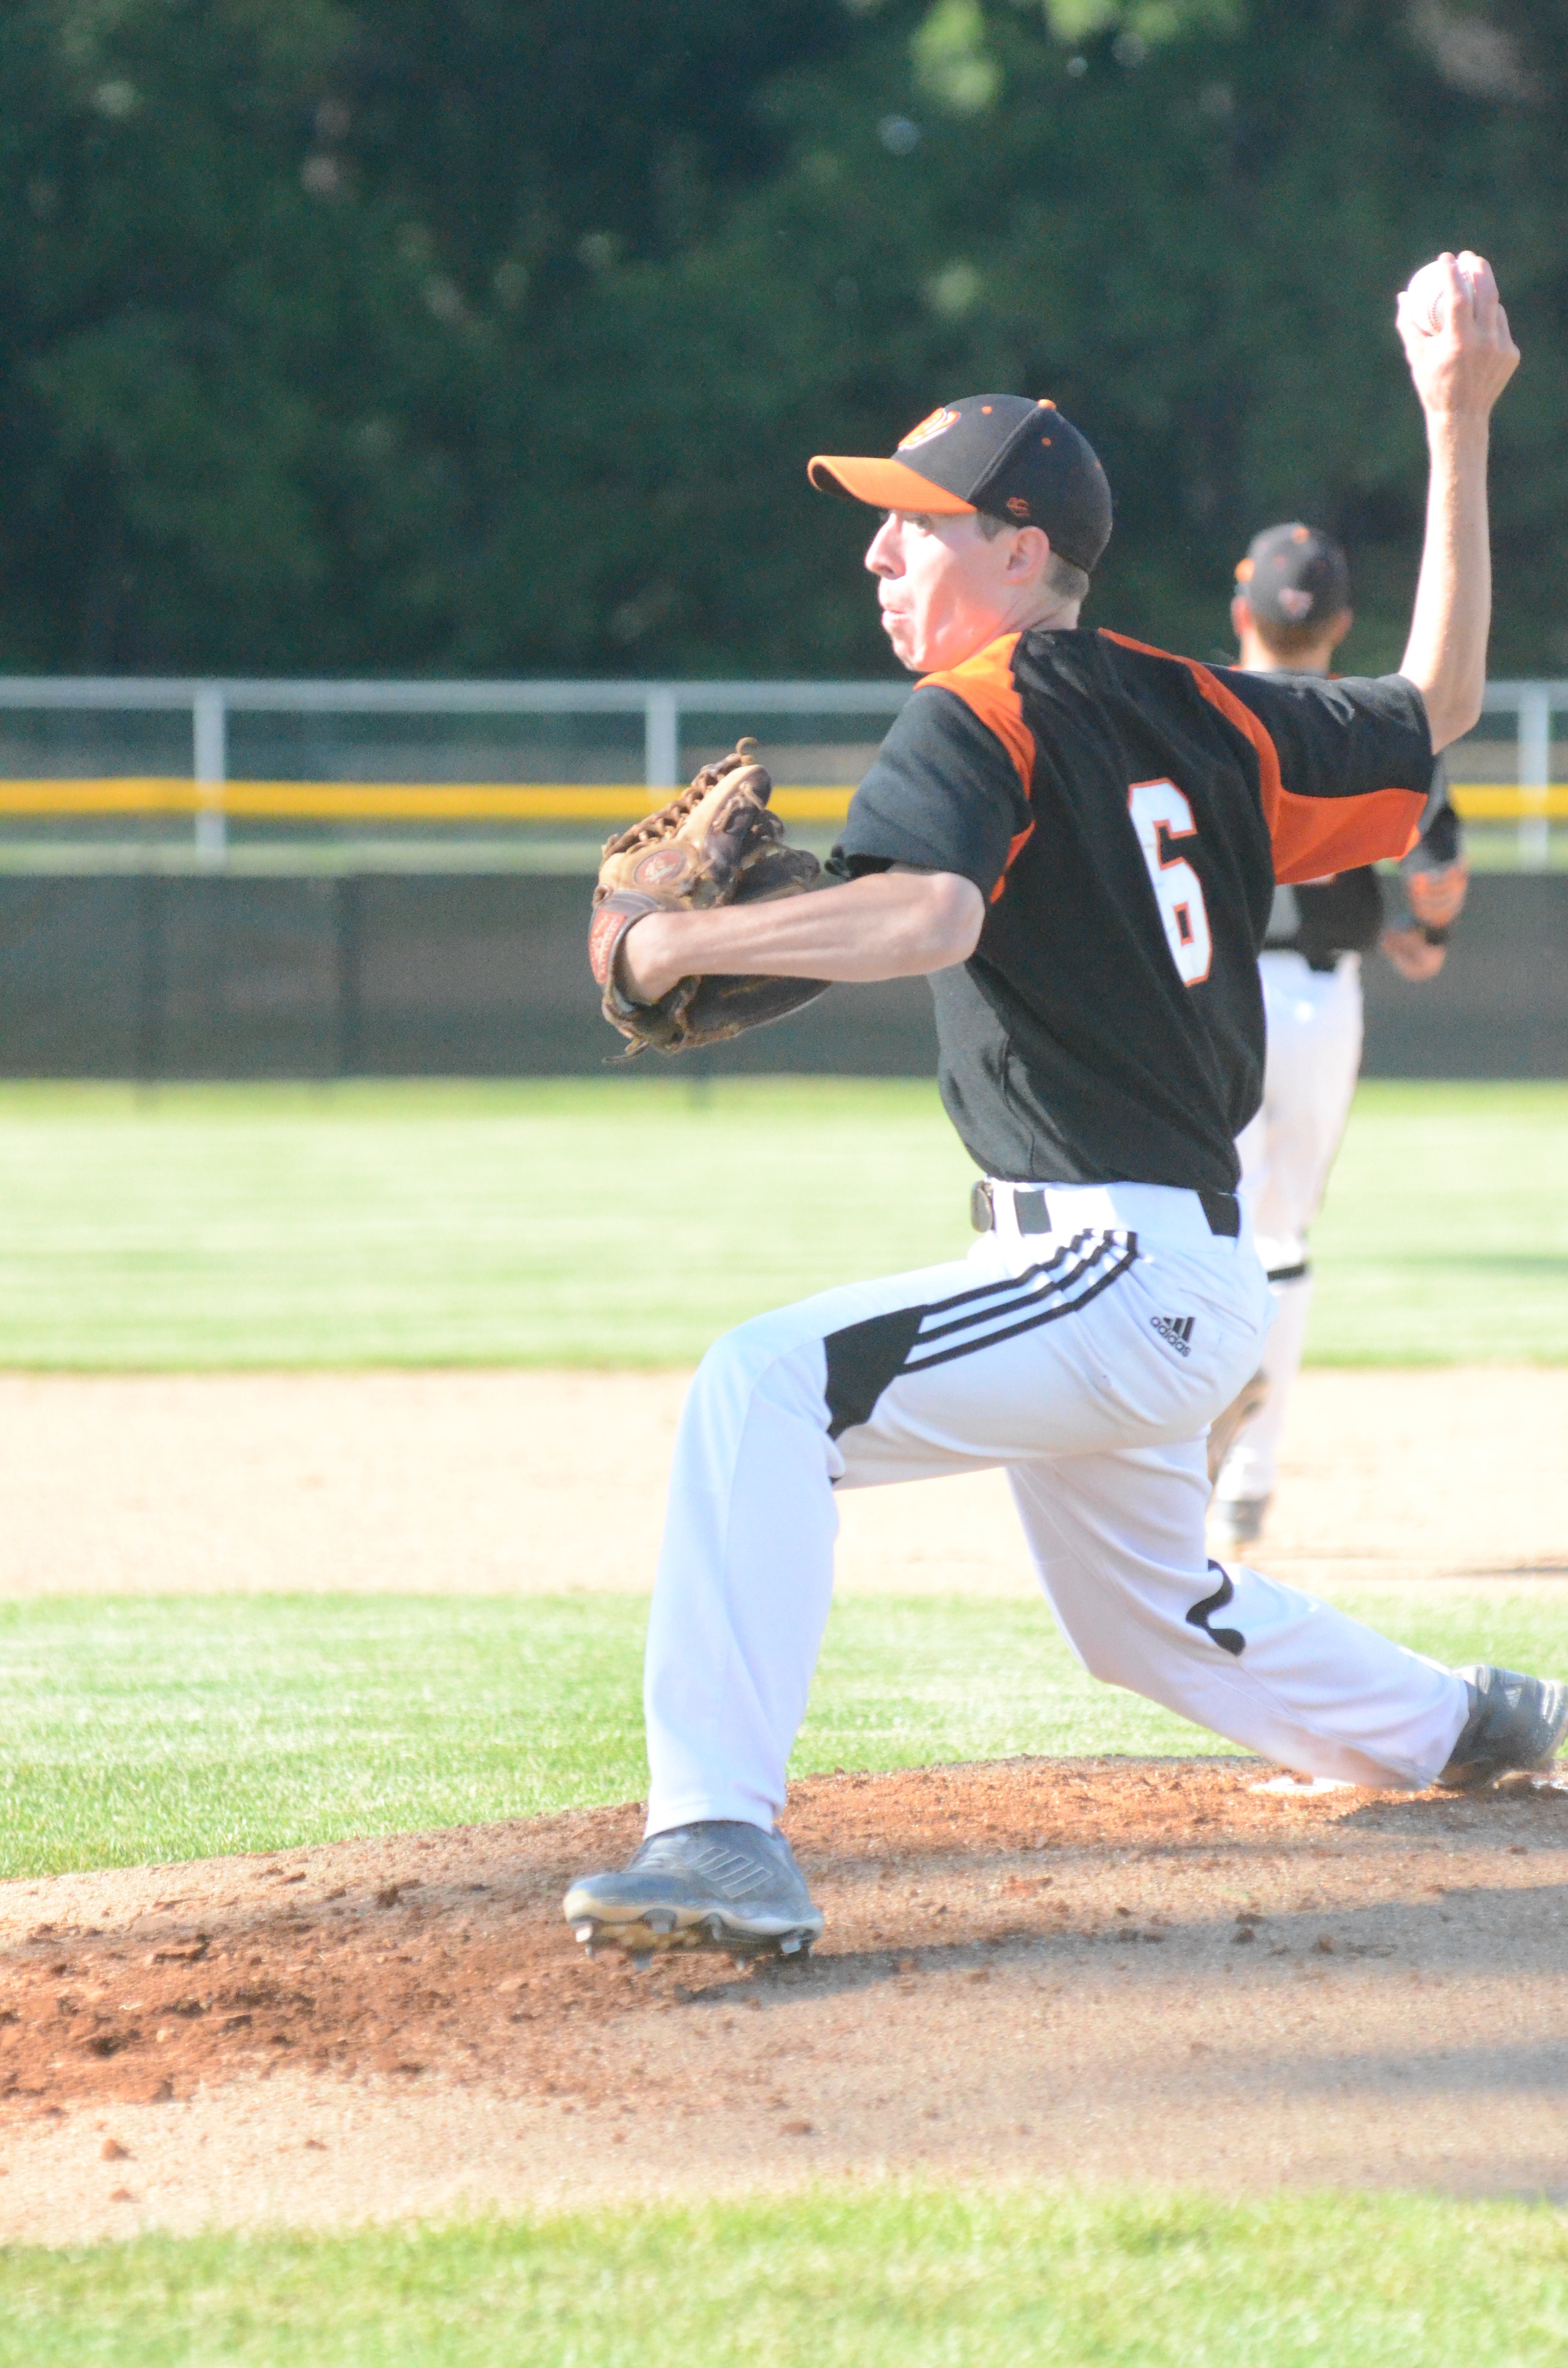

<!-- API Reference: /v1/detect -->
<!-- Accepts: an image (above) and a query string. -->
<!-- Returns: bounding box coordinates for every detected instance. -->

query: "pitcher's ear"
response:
[1005,523,1051,576]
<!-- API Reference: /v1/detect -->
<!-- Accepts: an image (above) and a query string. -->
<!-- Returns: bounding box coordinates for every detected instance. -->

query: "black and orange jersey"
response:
[831,625,1433,1191]
[1262,752,1463,967]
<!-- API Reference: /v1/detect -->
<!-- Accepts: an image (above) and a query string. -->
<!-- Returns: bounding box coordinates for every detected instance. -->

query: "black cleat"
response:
[1436,1665,1568,1790]
[564,1820,824,1960]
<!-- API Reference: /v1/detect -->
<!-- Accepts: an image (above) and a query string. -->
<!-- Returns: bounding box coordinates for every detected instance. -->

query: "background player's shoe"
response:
[1206,1367,1269,1484]
[564,1821,824,1960]
[1210,1493,1270,1552]
[1436,1665,1568,1789]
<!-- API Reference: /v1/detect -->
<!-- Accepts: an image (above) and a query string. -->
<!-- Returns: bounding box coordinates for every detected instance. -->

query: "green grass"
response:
[5,1586,1567,1882]
[1309,1083,1568,1361]
[0,1079,975,1368]
[4,2185,1568,2365]
[0,1078,1560,1368]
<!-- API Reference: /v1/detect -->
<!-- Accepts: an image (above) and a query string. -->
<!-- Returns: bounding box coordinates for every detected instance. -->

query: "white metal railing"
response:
[0,676,912,864]
[1483,680,1561,868]
[0,673,1558,866]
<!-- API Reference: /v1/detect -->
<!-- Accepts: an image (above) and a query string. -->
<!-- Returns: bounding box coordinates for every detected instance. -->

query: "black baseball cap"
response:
[808,394,1113,576]
[1235,523,1351,629]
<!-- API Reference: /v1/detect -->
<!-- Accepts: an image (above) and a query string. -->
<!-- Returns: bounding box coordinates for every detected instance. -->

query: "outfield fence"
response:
[0,674,1560,871]
[0,869,1560,1083]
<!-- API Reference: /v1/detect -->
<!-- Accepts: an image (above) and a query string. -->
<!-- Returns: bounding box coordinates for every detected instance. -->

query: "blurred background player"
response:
[1209,524,1470,1552]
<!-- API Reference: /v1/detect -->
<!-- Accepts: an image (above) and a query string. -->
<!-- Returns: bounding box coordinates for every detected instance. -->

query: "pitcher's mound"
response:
[5,1756,1568,2240]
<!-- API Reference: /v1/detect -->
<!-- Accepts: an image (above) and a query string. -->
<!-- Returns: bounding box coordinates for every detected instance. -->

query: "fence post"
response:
[335,875,362,1077]
[644,688,679,789]
[135,874,165,1085]
[193,687,228,866]
[1517,686,1551,871]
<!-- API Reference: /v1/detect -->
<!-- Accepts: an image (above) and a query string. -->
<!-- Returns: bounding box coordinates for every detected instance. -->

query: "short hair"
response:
[1238,606,1348,663]
[976,507,1090,604]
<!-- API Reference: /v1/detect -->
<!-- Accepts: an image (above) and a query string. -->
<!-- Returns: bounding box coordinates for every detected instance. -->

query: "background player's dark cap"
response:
[808,394,1113,576]
[1235,522,1351,629]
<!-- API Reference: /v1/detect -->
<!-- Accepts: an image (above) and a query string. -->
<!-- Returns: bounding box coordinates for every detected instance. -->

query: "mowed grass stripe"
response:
[5,1587,1567,1881]
[0,1079,975,1369]
[1308,1082,1568,1362]
[4,2185,1568,2365]
[0,1079,1560,1368]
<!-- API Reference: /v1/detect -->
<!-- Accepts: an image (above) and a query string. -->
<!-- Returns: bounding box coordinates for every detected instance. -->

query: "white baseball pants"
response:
[643,1179,1467,1836]
[1217,950,1365,1508]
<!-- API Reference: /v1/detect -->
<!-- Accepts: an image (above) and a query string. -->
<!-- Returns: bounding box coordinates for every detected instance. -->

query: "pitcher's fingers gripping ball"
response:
[588,739,827,1054]
[1396,249,1519,414]
[1400,250,1482,333]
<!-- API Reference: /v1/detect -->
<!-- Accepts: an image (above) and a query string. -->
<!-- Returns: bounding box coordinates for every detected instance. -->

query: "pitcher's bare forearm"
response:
[1400,415,1494,751]
[620,868,984,1006]
[1394,252,1519,752]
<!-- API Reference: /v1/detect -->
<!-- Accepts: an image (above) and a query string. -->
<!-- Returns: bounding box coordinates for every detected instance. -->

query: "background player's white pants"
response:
[1217,950,1364,1508]
[644,1181,1467,1836]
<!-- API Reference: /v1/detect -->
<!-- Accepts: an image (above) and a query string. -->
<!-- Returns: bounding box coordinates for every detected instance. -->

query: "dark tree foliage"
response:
[0,0,1562,677]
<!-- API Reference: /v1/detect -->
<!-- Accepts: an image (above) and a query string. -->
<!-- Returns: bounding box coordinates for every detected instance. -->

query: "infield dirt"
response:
[0,1365,1565,1597]
[3,1365,1566,2242]
[5,1756,1568,2242]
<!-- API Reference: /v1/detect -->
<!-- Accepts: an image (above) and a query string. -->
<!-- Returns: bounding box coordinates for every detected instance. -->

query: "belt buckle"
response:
[969,1180,994,1233]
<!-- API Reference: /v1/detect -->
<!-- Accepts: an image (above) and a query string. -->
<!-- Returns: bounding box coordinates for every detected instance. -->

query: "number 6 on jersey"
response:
[1129,778,1213,986]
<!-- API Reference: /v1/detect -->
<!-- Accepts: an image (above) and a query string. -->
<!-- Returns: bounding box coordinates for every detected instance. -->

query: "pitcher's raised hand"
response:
[1397,250,1519,421]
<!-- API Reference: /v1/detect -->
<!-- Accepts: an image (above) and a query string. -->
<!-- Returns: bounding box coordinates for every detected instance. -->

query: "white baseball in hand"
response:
[1402,253,1480,334]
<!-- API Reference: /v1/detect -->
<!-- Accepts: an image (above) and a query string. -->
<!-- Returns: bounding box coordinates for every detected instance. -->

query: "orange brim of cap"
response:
[807,455,976,513]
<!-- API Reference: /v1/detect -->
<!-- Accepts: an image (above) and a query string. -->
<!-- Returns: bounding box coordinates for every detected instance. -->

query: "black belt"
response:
[1263,942,1347,974]
[971,1181,1240,1239]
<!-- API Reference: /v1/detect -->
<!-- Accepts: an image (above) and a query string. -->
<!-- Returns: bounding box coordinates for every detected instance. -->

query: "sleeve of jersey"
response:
[1207,670,1435,885]
[829,688,1030,901]
[1402,754,1465,876]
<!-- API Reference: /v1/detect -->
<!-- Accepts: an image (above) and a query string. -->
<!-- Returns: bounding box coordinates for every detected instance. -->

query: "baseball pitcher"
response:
[567,254,1560,1965]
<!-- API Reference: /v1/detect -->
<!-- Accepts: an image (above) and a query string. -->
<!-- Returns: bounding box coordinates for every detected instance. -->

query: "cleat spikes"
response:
[563,1821,824,1964]
[1439,1666,1568,1789]
[574,1922,596,1943]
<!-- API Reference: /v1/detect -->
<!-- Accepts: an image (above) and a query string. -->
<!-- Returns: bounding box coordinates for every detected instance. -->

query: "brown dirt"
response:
[0,1366,1565,1600]
[6,1757,1568,2241]
[3,1366,1565,2239]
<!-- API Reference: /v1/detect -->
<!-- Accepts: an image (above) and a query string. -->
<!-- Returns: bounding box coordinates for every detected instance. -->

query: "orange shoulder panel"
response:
[917,632,1034,802]
[1099,630,1424,882]
[914,634,1037,900]
[918,632,1037,901]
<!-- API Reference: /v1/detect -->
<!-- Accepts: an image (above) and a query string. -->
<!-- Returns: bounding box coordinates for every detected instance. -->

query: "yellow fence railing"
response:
[0,780,856,824]
[1445,785,1568,821]
[0,780,1560,825]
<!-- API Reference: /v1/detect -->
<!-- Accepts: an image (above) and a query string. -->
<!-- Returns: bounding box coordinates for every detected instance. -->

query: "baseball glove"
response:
[588,740,828,1056]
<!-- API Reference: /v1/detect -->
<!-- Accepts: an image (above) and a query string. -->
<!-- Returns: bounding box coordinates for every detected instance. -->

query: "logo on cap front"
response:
[898,406,960,451]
